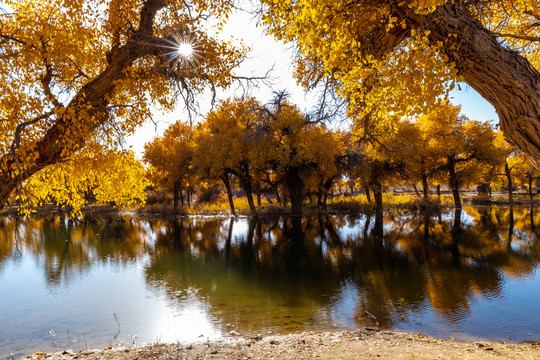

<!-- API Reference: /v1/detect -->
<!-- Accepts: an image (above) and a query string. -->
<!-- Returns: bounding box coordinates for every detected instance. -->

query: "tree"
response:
[143,121,195,210]
[417,101,499,207]
[193,97,264,216]
[256,95,344,215]
[261,0,540,165]
[21,144,149,215]
[0,0,246,210]
[493,131,521,202]
[348,117,420,213]
[511,152,540,201]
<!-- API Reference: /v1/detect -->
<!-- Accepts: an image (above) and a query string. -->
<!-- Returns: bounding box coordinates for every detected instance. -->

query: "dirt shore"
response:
[20,330,540,360]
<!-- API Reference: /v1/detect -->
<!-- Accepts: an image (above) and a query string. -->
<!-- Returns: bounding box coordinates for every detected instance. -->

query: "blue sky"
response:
[450,84,498,125]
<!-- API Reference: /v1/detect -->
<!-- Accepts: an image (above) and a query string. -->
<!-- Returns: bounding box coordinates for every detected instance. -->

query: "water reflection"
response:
[1,207,540,357]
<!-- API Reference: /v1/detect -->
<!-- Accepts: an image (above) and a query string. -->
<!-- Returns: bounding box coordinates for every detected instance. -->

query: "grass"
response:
[135,190,528,218]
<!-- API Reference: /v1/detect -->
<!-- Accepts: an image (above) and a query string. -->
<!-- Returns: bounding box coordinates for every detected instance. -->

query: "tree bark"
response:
[372,181,383,214]
[529,176,534,201]
[220,173,235,215]
[505,160,514,202]
[405,3,540,167]
[421,173,429,203]
[173,180,181,210]
[363,180,372,202]
[412,183,420,198]
[239,176,257,217]
[285,166,304,216]
[255,180,262,207]
[447,157,461,208]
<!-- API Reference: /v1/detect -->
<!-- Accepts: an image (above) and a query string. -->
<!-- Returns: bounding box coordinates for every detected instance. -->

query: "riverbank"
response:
[20,330,540,360]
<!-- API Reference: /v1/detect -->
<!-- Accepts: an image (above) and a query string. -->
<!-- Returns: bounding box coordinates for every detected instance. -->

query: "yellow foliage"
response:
[18,144,149,215]
[0,0,247,209]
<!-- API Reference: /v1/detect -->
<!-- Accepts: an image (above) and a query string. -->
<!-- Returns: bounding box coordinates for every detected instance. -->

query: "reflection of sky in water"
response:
[0,252,221,358]
[2,209,540,358]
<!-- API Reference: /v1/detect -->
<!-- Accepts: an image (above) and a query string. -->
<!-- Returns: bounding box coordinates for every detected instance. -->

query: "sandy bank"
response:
[20,330,540,360]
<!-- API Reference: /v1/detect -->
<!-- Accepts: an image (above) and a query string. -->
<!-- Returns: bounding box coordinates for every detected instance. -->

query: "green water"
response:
[1,207,540,358]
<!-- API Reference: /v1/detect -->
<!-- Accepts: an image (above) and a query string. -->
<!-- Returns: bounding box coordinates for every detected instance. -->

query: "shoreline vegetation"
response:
[19,330,540,360]
[2,191,540,219]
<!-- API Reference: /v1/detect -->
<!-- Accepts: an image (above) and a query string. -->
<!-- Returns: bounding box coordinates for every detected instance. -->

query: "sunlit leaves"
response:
[0,0,247,210]
[20,145,149,216]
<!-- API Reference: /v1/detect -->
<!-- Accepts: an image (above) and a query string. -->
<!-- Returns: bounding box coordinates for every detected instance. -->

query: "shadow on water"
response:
[2,206,540,357]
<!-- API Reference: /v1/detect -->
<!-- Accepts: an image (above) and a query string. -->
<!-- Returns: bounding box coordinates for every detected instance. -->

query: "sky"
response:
[126,6,499,157]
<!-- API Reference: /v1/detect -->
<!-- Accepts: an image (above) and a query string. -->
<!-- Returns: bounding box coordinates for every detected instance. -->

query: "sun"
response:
[160,31,201,71]
[176,41,194,59]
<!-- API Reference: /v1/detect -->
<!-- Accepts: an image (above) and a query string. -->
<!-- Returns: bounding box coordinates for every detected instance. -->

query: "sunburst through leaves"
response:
[164,31,202,70]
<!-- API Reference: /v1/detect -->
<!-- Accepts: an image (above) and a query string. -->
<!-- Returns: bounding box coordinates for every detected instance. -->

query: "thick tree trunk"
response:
[447,157,461,208]
[173,181,181,210]
[529,176,534,201]
[372,181,383,214]
[505,160,513,202]
[422,173,429,203]
[285,166,304,215]
[363,181,372,202]
[409,3,540,166]
[436,184,441,198]
[239,176,257,216]
[220,173,235,216]
[255,180,262,207]
[412,183,420,198]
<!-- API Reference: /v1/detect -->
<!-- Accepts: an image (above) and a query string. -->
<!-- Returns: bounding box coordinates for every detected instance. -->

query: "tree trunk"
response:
[412,183,420,198]
[285,167,304,216]
[403,3,540,166]
[239,176,257,216]
[505,160,513,202]
[255,180,261,207]
[529,176,534,201]
[372,181,383,214]
[173,181,181,211]
[363,181,372,202]
[317,191,323,206]
[436,184,441,198]
[220,173,235,215]
[422,173,429,203]
[447,157,461,208]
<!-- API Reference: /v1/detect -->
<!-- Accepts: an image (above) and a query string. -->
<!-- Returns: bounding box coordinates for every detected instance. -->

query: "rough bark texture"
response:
[422,173,429,202]
[239,176,257,217]
[413,3,540,166]
[372,181,383,215]
[529,177,534,201]
[505,160,513,202]
[447,157,461,208]
[284,167,304,216]
[220,174,235,216]
[173,181,181,210]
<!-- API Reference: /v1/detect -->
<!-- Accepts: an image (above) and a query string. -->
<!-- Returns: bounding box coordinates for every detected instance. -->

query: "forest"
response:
[1,0,540,217]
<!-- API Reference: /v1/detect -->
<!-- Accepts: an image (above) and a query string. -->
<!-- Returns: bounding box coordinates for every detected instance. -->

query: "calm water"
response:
[2,207,540,358]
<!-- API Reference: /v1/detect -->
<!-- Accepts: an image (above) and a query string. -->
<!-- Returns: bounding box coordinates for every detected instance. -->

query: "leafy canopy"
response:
[0,0,247,210]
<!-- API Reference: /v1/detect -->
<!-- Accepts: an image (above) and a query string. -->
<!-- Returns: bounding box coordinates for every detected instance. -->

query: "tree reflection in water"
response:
[1,206,540,341]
